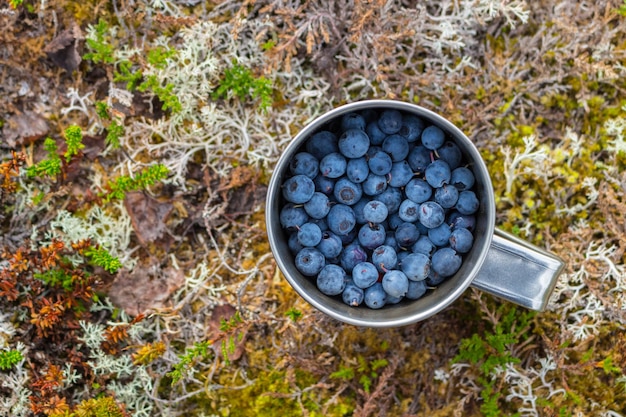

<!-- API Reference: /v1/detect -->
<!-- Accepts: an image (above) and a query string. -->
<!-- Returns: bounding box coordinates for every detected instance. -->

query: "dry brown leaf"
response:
[107,265,185,317]
[124,192,174,245]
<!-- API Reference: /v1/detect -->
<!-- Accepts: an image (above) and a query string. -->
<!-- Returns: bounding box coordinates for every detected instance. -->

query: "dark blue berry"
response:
[398,199,420,222]
[406,280,427,300]
[317,264,347,295]
[362,200,389,223]
[421,125,445,150]
[382,270,409,297]
[338,129,370,158]
[405,178,433,204]
[367,149,393,175]
[297,222,323,247]
[295,247,325,276]
[407,145,432,173]
[427,223,452,246]
[425,160,451,188]
[431,247,462,277]
[399,114,425,142]
[372,245,398,272]
[382,134,409,162]
[342,281,365,306]
[400,253,430,281]
[306,131,338,159]
[358,223,386,250]
[290,152,319,178]
[304,192,331,219]
[327,204,356,236]
[364,283,387,309]
[377,110,403,134]
[333,178,363,206]
[280,203,309,231]
[387,161,413,187]
[362,173,388,196]
[419,201,445,229]
[319,152,347,178]
[282,174,315,204]
[456,190,480,215]
[346,157,369,183]
[450,167,475,190]
[316,231,343,259]
[352,262,379,289]
[449,228,474,253]
[434,184,459,209]
[395,222,420,248]
[340,242,368,272]
[341,112,366,131]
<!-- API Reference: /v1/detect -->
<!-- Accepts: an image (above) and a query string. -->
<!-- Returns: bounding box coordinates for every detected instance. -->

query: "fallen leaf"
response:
[124,192,173,245]
[1,111,50,148]
[44,23,83,72]
[107,265,185,316]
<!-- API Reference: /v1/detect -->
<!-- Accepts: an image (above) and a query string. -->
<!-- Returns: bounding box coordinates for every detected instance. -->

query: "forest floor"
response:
[1,1,626,416]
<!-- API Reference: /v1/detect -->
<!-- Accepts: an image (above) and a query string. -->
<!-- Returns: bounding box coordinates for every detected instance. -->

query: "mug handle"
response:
[470,228,566,311]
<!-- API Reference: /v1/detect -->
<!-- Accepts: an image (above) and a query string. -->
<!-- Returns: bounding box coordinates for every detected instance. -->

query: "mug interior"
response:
[266,100,496,327]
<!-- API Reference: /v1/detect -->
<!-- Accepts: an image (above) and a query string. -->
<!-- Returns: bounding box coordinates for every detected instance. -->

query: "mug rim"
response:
[266,99,496,327]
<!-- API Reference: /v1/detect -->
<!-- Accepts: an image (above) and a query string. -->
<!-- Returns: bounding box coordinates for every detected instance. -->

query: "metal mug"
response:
[266,100,565,327]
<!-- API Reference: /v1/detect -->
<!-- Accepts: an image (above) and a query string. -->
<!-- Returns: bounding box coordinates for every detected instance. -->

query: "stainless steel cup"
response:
[266,100,565,327]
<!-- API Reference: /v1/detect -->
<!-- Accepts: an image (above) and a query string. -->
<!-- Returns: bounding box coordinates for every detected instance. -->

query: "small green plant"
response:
[84,245,123,274]
[113,60,143,91]
[26,137,62,179]
[212,61,273,110]
[616,0,626,16]
[105,119,124,149]
[101,164,169,202]
[285,307,303,322]
[63,125,84,163]
[137,76,182,113]
[167,341,213,385]
[84,19,115,65]
[0,349,23,371]
[452,306,534,417]
[330,356,388,394]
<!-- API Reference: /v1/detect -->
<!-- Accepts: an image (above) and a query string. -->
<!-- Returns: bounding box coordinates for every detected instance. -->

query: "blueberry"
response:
[317,264,346,296]
[384,232,399,250]
[377,110,403,135]
[396,249,410,264]
[395,222,420,248]
[398,199,420,222]
[341,112,366,131]
[358,223,386,250]
[327,204,356,236]
[364,282,387,309]
[346,157,369,183]
[450,167,475,190]
[407,145,432,173]
[306,131,338,159]
[399,114,425,142]
[295,247,325,276]
[319,152,347,179]
[367,149,393,176]
[290,152,319,178]
[406,279,427,300]
[449,227,474,253]
[382,270,409,298]
[387,212,404,230]
[338,227,358,245]
[352,262,380,289]
[419,201,445,229]
[387,161,413,187]
[425,268,446,286]
[385,294,404,304]
[366,121,387,145]
[316,231,343,259]
[437,141,462,170]
[456,190,480,215]
[405,178,433,204]
[411,235,436,257]
[352,198,370,225]
[304,192,331,219]
[427,223,452,247]
[282,174,315,204]
[425,160,451,188]
[297,222,323,247]
[371,245,398,272]
[338,129,370,158]
[362,200,389,224]
[340,242,368,272]
[288,232,304,255]
[400,252,430,281]
[362,173,388,196]
[377,186,403,213]
[342,281,365,306]
[280,203,309,231]
[333,178,363,206]
[434,184,459,209]
[431,247,462,277]
[421,125,445,150]
[447,211,476,231]
[311,217,328,232]
[314,174,336,195]
[382,134,409,162]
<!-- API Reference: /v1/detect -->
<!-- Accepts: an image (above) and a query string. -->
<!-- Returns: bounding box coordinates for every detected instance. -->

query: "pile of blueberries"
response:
[279,108,479,309]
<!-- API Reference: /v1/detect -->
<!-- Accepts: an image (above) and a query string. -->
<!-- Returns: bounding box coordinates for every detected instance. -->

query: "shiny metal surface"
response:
[266,100,565,327]
[471,229,566,311]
